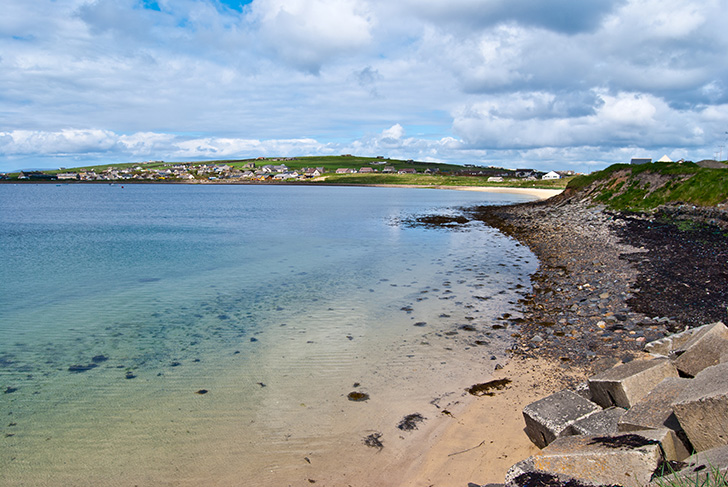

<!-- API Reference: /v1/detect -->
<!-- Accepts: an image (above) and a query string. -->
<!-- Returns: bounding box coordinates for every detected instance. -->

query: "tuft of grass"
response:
[652,461,728,487]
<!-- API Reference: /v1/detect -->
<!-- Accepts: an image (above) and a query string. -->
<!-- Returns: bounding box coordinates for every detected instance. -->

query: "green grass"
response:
[567,162,728,211]
[313,172,570,189]
[652,461,728,487]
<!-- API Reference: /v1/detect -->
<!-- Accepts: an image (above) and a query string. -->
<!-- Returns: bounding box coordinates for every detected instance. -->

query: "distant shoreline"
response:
[0,180,564,199]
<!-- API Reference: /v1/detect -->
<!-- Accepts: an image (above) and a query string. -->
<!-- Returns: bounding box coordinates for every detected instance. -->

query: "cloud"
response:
[2,0,728,173]
[249,0,374,73]
[402,0,624,34]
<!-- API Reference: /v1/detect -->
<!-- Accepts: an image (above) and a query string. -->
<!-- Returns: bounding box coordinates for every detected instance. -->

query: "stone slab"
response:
[648,445,728,487]
[618,377,691,433]
[672,362,728,452]
[522,389,602,449]
[510,429,688,487]
[588,358,678,409]
[673,321,728,377]
[569,407,626,437]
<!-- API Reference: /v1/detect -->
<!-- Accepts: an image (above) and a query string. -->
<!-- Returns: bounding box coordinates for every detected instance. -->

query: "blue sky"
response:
[1,0,727,172]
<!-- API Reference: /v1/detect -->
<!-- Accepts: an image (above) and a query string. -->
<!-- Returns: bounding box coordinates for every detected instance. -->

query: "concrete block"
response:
[569,407,626,437]
[644,325,704,357]
[673,321,728,377]
[672,362,728,452]
[522,389,602,449]
[571,381,593,401]
[618,377,691,433]
[511,429,688,487]
[505,459,602,487]
[648,445,728,487]
[588,358,679,409]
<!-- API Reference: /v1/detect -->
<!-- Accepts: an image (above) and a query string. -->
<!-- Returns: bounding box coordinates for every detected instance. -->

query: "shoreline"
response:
[404,191,728,485]
[0,179,565,200]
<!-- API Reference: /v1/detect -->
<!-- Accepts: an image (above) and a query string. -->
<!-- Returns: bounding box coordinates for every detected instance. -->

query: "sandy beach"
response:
[392,188,728,486]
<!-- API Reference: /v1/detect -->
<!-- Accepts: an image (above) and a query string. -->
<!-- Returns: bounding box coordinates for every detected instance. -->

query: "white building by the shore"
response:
[541,171,561,180]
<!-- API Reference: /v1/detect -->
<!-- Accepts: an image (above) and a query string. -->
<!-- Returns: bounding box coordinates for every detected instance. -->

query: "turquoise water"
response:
[0,184,537,486]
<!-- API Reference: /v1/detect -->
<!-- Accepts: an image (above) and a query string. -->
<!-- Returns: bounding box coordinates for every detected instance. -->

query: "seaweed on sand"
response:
[364,433,384,450]
[397,413,425,431]
[466,378,511,396]
[347,391,369,402]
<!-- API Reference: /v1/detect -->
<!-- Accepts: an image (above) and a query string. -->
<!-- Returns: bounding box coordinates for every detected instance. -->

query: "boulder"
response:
[672,363,728,452]
[588,358,678,409]
[672,321,728,377]
[522,389,602,449]
[618,377,690,433]
[507,429,688,487]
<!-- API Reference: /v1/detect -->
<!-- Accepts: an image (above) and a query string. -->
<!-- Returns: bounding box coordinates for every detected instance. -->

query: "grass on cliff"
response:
[568,162,728,211]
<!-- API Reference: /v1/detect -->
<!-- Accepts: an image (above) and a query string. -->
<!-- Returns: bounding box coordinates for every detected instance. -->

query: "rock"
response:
[672,363,728,452]
[618,377,690,433]
[522,389,601,448]
[672,321,728,377]
[588,357,678,409]
[507,429,688,487]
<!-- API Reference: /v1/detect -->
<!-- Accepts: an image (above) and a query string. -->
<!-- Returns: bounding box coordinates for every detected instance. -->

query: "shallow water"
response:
[0,184,537,485]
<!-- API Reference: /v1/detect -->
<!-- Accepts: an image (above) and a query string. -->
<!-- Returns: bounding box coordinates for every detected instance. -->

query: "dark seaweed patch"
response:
[4,387,18,394]
[364,433,384,450]
[195,389,208,395]
[397,413,425,431]
[467,379,511,396]
[91,355,108,363]
[347,391,369,402]
[513,471,619,487]
[588,434,659,449]
[407,215,469,228]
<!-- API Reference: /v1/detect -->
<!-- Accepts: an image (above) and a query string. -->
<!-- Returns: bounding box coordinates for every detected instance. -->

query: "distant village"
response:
[0,156,574,182]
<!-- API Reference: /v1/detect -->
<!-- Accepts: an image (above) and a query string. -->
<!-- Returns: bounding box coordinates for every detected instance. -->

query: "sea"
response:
[0,183,538,486]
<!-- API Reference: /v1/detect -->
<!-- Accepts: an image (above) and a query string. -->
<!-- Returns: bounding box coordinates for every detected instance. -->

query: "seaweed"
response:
[513,471,621,487]
[588,434,659,449]
[364,432,384,450]
[195,389,208,395]
[347,391,369,402]
[466,378,511,396]
[397,413,425,431]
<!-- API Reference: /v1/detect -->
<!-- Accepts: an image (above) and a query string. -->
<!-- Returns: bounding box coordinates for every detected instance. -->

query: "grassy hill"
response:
[565,162,728,211]
[1,155,572,189]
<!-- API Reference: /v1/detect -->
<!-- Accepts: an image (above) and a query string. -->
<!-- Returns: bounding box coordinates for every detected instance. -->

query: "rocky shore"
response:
[468,192,728,376]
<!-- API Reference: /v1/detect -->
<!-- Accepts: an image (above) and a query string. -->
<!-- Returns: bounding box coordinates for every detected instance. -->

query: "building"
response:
[542,171,561,180]
[630,158,652,165]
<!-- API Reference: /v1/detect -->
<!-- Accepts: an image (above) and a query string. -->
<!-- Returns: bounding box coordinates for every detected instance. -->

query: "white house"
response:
[542,171,561,180]
[657,155,673,163]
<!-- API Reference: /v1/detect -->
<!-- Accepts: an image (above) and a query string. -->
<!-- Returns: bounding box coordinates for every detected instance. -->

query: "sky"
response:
[1,0,728,173]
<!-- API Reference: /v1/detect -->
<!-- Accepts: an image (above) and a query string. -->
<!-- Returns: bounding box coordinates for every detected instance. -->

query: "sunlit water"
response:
[0,184,538,486]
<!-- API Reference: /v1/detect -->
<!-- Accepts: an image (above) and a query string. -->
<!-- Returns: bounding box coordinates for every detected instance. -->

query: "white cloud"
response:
[250,0,374,72]
[2,0,728,173]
